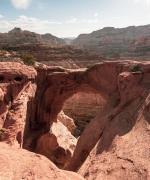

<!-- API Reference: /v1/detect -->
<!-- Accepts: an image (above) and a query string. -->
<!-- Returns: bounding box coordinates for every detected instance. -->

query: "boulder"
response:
[36,121,77,168]
[58,111,76,134]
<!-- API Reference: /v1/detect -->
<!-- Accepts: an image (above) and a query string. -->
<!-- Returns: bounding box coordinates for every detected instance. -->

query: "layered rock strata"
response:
[72,25,150,60]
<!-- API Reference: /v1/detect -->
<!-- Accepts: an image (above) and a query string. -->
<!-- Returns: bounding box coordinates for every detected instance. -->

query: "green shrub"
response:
[0,128,6,140]
[129,64,143,73]
[21,54,36,66]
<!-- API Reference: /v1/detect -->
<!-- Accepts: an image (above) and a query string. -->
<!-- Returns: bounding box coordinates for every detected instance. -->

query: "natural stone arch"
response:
[23,62,122,164]
[32,61,123,131]
[0,61,149,177]
[24,62,125,145]
[23,61,147,169]
[0,61,148,172]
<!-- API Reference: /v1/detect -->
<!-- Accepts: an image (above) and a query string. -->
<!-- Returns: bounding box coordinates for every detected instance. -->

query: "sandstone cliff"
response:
[72,25,150,60]
[0,27,65,48]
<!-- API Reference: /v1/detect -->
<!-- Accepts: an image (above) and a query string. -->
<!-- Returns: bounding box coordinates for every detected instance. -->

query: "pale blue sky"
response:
[0,0,150,37]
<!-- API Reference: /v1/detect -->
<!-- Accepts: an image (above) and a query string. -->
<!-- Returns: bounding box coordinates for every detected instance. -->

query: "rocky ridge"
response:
[0,27,65,48]
[5,44,103,68]
[72,25,150,60]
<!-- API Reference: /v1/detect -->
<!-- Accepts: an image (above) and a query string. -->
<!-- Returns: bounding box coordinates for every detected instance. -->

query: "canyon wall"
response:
[72,25,150,60]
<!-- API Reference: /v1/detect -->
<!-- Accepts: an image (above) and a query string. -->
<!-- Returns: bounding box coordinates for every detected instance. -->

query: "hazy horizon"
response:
[0,0,150,37]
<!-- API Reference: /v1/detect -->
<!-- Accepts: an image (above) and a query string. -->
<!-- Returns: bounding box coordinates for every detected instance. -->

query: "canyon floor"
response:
[0,60,150,180]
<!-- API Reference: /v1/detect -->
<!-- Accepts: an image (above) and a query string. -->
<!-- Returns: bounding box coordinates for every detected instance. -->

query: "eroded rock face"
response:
[0,61,149,180]
[78,93,150,180]
[0,62,36,147]
[72,25,150,60]
[0,142,84,180]
[63,92,105,137]
[36,121,77,168]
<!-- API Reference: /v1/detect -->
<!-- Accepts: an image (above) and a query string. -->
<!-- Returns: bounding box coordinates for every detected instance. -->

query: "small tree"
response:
[21,54,36,66]
[129,64,143,73]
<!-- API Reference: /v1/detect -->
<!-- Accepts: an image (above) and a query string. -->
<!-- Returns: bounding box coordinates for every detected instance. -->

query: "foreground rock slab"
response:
[0,142,84,180]
[78,93,150,180]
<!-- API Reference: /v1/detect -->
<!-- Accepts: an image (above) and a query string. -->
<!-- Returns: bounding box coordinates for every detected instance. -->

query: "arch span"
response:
[24,61,147,169]
[33,61,124,129]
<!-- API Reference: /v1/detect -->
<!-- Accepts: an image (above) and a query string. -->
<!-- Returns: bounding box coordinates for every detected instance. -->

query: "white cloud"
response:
[66,18,77,24]
[11,0,32,9]
[0,15,100,37]
[65,17,99,24]
[0,15,62,33]
[94,13,99,17]
[134,0,150,5]
[0,14,4,18]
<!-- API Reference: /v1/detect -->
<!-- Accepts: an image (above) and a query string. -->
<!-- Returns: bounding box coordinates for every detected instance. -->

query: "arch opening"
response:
[61,87,106,138]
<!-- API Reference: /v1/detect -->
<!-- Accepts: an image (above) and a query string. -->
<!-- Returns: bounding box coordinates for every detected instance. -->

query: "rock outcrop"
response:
[58,111,76,134]
[0,61,150,179]
[36,121,77,168]
[0,50,22,63]
[78,93,150,180]
[72,25,150,60]
[0,62,36,147]
[0,142,84,180]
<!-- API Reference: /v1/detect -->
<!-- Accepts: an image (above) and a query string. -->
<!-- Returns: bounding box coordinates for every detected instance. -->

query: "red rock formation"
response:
[0,62,36,147]
[0,142,84,180]
[66,68,147,171]
[0,61,149,180]
[78,95,150,180]
[58,111,76,134]
[63,92,105,136]
[36,121,77,168]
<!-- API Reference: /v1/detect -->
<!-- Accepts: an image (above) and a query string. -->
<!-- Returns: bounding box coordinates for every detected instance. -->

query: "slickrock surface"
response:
[78,94,150,180]
[0,142,84,180]
[0,61,150,180]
